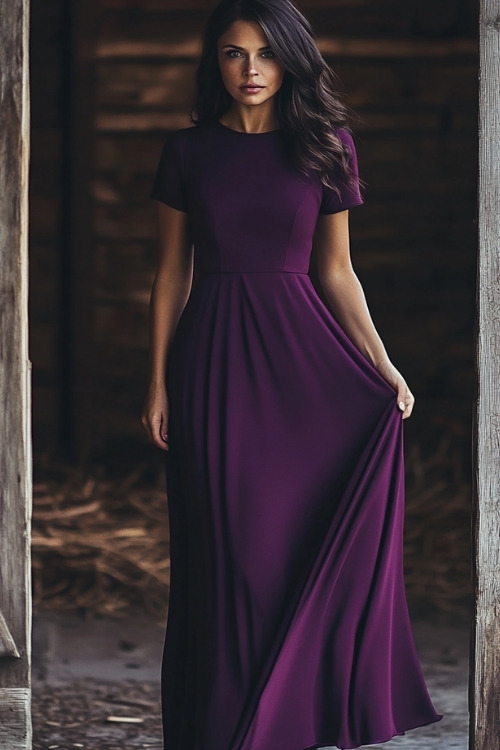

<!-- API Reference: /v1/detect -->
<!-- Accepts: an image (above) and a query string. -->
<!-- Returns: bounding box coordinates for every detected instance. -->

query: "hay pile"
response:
[404,438,472,615]
[32,439,471,618]
[32,461,170,617]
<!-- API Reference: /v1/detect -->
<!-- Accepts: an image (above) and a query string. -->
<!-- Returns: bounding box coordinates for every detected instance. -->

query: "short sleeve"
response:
[318,128,364,215]
[150,130,188,212]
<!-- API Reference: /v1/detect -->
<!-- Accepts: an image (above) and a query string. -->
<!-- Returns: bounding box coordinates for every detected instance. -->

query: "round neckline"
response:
[216,120,282,135]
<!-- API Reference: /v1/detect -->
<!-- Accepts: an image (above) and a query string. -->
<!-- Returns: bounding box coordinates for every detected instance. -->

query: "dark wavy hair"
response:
[191,0,357,192]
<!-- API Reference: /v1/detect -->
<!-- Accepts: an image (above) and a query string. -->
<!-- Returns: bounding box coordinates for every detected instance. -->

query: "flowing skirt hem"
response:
[309,712,444,750]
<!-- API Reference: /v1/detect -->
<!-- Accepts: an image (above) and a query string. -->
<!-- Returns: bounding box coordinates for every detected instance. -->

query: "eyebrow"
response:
[221,44,272,51]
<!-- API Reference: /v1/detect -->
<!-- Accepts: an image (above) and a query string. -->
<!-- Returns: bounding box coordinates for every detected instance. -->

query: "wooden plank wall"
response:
[30,0,65,451]
[29,0,478,464]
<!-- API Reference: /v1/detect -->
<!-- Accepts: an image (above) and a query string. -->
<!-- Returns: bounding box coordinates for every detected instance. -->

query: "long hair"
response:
[192,0,357,192]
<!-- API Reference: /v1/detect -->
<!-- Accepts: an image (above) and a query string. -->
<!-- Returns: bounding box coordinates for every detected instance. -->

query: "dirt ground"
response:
[32,609,470,750]
[32,679,163,749]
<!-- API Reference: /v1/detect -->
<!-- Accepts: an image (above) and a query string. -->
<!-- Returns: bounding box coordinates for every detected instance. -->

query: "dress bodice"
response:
[151,120,363,275]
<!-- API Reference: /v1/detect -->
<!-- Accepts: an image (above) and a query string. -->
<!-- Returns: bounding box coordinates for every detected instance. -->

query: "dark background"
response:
[29,0,477,616]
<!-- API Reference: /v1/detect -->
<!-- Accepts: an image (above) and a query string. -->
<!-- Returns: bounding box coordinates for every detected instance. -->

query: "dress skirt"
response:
[160,271,442,750]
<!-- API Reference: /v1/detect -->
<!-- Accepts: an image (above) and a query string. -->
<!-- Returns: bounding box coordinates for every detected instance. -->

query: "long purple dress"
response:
[150,120,442,750]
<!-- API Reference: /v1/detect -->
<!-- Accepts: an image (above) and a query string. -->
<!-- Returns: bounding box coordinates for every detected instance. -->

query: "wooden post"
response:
[0,0,32,748]
[470,1,500,748]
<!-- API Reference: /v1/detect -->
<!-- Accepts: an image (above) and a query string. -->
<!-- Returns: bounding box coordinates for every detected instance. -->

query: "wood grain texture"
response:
[98,0,476,37]
[96,36,477,60]
[471,1,500,748]
[0,0,32,673]
[63,0,100,462]
[0,0,32,744]
[0,689,32,749]
[0,612,20,658]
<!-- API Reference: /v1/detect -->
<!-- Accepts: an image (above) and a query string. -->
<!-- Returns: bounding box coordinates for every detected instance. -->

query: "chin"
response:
[233,92,274,106]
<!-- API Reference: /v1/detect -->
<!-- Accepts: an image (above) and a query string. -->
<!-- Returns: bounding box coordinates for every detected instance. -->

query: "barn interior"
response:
[29,0,477,745]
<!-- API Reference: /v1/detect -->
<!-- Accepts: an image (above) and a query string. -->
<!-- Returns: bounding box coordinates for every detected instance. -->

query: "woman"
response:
[142,0,442,748]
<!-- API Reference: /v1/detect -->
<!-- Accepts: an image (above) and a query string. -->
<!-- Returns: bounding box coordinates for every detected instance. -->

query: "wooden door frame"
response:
[0,0,32,748]
[470,1,500,748]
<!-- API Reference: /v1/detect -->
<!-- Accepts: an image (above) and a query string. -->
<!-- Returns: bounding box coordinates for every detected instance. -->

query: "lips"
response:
[240,85,264,90]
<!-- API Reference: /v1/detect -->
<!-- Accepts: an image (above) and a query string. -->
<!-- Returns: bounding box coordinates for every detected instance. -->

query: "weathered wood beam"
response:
[470,1,500,748]
[0,613,21,659]
[94,109,449,134]
[96,111,192,131]
[0,0,32,747]
[99,0,383,9]
[0,690,31,750]
[96,36,477,60]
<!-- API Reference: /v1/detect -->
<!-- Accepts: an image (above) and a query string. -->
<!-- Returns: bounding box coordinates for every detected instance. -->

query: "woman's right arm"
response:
[141,202,193,450]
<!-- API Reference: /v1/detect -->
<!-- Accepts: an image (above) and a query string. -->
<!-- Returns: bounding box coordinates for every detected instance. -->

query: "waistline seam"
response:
[198,270,309,276]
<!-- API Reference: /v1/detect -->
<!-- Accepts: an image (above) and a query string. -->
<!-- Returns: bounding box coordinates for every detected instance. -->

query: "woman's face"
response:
[217,19,285,109]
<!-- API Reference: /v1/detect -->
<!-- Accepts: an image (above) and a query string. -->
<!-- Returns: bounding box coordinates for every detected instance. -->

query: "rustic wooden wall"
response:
[29,0,478,468]
[30,0,65,451]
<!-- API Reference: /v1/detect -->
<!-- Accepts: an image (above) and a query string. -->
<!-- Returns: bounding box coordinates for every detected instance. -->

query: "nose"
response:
[244,56,259,77]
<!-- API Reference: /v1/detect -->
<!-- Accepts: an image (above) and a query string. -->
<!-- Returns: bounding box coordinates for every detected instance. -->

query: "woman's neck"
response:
[219,103,280,134]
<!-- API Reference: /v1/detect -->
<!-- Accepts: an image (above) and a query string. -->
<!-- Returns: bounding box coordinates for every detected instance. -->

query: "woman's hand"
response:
[141,383,170,450]
[374,357,415,420]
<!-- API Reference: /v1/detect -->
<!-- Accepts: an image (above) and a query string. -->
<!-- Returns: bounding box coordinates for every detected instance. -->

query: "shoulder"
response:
[159,124,196,153]
[332,127,357,153]
[332,127,361,171]
[165,122,213,145]
[170,124,201,140]
[154,124,206,173]
[317,126,363,215]
[158,122,215,162]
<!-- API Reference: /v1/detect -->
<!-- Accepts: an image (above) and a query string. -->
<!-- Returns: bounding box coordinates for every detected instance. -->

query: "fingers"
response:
[141,412,169,451]
[160,412,169,448]
[397,385,415,420]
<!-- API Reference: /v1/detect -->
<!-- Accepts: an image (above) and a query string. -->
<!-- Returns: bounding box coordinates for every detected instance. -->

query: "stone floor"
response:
[32,610,469,749]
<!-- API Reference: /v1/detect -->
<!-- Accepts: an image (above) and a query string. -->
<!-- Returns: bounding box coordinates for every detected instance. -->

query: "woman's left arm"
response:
[312,209,414,419]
